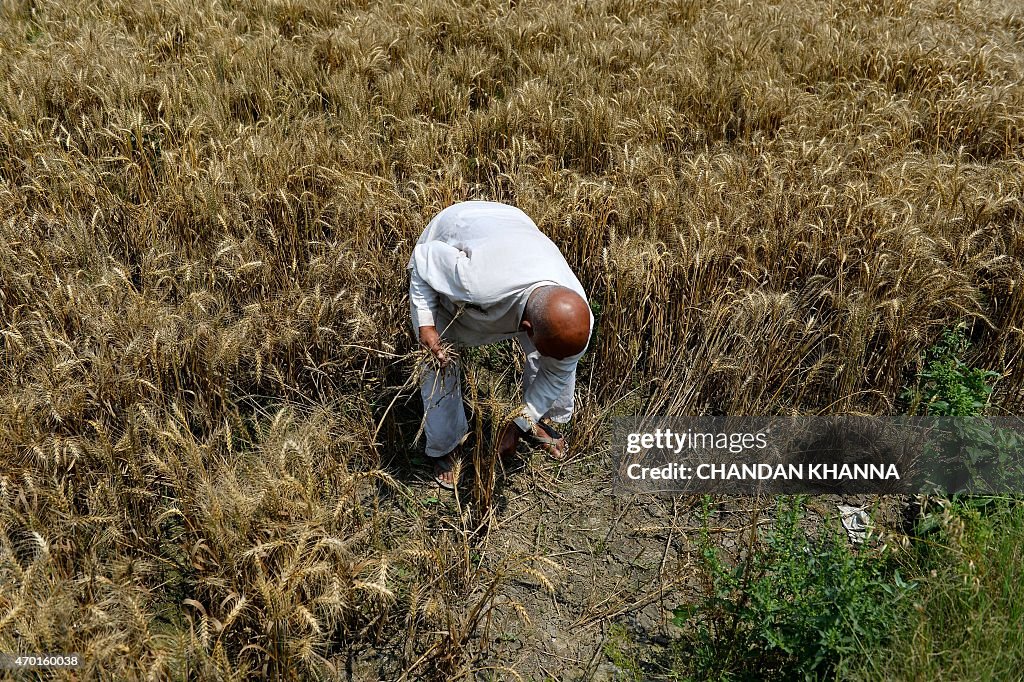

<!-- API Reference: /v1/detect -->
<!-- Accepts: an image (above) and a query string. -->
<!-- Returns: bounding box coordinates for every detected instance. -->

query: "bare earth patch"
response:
[348,442,907,681]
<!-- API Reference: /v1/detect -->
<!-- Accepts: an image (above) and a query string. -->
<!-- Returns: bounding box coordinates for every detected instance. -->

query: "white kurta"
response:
[407,201,593,457]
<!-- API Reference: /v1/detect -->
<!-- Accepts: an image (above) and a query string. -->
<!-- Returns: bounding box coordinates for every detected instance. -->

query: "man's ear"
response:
[519,319,533,335]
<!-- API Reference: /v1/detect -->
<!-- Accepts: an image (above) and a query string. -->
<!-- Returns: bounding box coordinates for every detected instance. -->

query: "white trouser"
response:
[418,331,576,458]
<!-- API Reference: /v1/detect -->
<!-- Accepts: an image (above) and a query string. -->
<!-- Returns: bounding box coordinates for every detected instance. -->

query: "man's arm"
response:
[496,352,582,459]
[409,241,475,365]
[516,353,579,430]
[409,260,439,329]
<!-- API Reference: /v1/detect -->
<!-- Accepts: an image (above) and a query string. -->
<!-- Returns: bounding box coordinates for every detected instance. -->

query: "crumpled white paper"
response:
[837,504,872,544]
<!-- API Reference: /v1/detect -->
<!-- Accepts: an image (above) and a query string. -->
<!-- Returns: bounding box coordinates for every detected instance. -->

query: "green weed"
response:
[843,497,1024,681]
[900,326,1000,417]
[670,497,915,681]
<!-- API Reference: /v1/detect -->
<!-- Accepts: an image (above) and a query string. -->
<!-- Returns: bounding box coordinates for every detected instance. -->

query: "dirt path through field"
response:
[472,454,697,681]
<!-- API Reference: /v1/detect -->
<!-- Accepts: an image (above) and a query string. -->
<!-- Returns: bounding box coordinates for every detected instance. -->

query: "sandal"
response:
[522,421,567,461]
[432,449,462,490]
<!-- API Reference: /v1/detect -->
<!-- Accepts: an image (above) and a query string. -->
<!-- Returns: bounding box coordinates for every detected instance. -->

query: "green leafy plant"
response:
[671,497,915,681]
[901,325,1022,495]
[901,326,999,417]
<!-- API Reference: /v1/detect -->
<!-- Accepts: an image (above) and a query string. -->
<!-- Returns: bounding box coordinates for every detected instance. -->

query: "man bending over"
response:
[407,201,593,489]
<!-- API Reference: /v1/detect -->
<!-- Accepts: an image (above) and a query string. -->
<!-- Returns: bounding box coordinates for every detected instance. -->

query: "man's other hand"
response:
[529,421,566,460]
[418,325,449,367]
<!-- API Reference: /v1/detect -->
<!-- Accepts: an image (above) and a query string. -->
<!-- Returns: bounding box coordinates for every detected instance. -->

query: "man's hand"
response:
[529,421,566,460]
[497,421,522,459]
[418,325,449,367]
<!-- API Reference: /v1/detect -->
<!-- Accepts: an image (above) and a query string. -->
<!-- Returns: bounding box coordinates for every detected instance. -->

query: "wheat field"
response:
[1,0,1022,678]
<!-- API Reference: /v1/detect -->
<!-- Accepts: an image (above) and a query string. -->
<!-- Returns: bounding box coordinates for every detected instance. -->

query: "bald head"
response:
[521,286,591,359]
